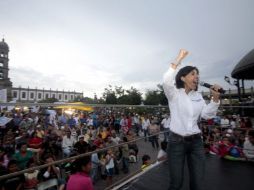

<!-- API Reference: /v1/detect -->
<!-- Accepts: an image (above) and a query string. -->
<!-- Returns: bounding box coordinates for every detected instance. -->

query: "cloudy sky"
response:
[1,0,254,97]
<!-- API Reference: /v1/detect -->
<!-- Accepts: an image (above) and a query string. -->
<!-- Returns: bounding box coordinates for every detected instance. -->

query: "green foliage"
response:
[102,85,142,105]
[38,97,58,103]
[144,84,168,105]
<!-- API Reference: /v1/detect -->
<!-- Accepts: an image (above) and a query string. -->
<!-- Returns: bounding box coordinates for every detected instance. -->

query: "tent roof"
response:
[231,49,254,79]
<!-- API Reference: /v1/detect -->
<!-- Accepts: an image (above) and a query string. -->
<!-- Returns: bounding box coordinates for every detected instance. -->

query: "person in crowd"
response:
[161,114,171,142]
[148,118,160,149]
[142,116,150,142]
[220,116,230,128]
[141,154,151,171]
[24,158,39,189]
[74,135,89,154]
[157,141,168,162]
[62,130,76,157]
[243,130,254,161]
[35,125,45,139]
[28,132,43,150]
[13,142,34,170]
[230,117,237,129]
[133,114,141,136]
[2,129,15,155]
[245,117,253,129]
[2,159,25,190]
[38,154,65,190]
[163,49,221,190]
[90,145,100,183]
[121,136,129,174]
[66,156,93,190]
[105,149,115,187]
[0,146,9,168]
[240,118,246,128]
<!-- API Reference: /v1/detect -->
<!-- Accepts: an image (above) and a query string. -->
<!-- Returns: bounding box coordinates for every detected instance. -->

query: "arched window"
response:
[0,62,3,67]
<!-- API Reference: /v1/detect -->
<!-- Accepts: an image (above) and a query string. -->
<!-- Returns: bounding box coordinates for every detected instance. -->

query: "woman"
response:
[163,49,221,190]
[13,142,34,170]
[66,156,93,190]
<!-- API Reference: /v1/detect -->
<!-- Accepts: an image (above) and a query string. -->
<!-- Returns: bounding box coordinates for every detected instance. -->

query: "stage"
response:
[118,155,254,190]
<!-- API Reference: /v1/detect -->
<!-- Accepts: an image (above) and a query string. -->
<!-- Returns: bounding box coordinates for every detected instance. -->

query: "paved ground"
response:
[94,133,254,190]
[119,155,254,190]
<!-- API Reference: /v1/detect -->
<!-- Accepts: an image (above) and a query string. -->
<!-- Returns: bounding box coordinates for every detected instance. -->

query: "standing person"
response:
[66,156,94,190]
[161,114,171,142]
[148,119,160,149]
[142,116,150,142]
[163,49,221,190]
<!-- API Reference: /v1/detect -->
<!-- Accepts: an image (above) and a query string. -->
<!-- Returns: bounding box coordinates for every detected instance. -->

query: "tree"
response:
[144,90,160,105]
[143,84,168,105]
[117,87,142,105]
[157,84,168,105]
[38,97,58,103]
[102,85,117,104]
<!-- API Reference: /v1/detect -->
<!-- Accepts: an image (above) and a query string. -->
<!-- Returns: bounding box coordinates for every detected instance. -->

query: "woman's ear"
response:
[181,77,185,82]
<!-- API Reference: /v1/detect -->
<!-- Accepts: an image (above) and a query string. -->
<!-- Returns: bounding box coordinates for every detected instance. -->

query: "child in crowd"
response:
[105,149,115,187]
[141,154,151,171]
[24,158,39,189]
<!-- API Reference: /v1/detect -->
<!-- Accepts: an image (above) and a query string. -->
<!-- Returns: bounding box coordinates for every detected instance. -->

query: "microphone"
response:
[199,81,225,94]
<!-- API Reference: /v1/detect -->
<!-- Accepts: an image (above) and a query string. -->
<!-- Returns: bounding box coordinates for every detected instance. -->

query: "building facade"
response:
[0,38,83,102]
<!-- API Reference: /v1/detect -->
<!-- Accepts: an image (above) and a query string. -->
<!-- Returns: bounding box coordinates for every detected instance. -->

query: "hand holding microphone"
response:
[199,81,225,94]
[200,81,224,103]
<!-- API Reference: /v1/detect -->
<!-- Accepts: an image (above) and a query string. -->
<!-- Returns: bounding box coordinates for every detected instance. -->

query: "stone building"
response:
[0,38,83,102]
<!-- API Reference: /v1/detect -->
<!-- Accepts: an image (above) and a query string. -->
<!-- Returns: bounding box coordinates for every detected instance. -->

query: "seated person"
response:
[38,154,65,190]
[141,154,151,171]
[74,135,90,154]
[13,142,34,170]
[218,136,244,161]
[243,130,254,161]
[24,158,39,189]
[2,160,25,190]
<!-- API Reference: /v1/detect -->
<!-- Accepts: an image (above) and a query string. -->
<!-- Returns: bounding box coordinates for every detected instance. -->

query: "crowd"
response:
[0,107,164,190]
[0,106,253,190]
[202,115,254,161]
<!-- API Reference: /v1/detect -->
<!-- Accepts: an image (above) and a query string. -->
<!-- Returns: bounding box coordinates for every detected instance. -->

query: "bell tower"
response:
[0,38,13,101]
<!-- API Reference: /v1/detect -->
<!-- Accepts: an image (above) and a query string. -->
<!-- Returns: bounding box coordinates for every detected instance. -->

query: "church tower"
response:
[0,38,13,101]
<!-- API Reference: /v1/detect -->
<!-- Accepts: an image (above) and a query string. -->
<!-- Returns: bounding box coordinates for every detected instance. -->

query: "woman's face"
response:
[182,69,199,92]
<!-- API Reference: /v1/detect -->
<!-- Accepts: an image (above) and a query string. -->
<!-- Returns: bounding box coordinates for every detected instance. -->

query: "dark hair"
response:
[142,154,151,164]
[17,142,27,150]
[26,158,35,168]
[249,130,254,138]
[175,66,199,90]
[160,141,167,151]
[8,159,17,168]
[72,156,91,173]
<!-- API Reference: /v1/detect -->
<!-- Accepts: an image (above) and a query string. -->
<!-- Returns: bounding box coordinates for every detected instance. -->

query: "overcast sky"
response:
[1,0,254,97]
